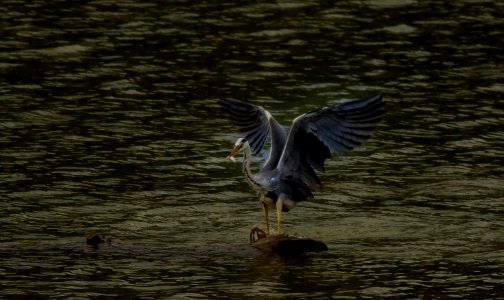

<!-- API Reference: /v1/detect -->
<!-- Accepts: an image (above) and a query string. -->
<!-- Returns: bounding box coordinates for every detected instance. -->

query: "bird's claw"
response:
[249,226,268,244]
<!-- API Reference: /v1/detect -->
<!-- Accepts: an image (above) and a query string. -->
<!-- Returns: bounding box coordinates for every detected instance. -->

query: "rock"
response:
[249,227,328,255]
[82,230,327,256]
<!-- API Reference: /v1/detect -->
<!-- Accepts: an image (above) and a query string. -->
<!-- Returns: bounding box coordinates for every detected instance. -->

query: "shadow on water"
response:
[1,0,504,298]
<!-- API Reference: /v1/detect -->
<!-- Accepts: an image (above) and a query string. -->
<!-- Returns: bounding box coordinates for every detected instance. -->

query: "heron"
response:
[219,94,385,236]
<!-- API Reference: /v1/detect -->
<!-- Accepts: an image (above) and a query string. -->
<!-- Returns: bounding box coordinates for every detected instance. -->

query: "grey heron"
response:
[219,94,385,236]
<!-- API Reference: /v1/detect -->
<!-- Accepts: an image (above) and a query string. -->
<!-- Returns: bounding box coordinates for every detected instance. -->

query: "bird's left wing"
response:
[277,94,385,189]
[219,98,270,155]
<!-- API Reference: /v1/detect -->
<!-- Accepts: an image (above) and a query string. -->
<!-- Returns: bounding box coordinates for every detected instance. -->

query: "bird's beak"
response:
[226,144,241,161]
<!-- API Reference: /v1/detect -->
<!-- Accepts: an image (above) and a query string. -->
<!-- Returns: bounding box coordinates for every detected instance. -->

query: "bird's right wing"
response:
[219,98,271,155]
[277,94,385,189]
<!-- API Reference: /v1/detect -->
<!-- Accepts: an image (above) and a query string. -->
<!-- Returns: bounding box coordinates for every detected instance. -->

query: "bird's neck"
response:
[241,145,262,192]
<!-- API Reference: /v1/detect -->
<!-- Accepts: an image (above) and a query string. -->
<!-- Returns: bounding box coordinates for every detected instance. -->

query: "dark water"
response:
[1,0,504,298]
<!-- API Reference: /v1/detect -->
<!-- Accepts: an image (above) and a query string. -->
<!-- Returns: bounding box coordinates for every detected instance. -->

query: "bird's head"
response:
[226,138,248,162]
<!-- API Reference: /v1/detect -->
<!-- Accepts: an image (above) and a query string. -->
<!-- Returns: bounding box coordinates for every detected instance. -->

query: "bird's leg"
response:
[276,197,283,235]
[261,202,270,235]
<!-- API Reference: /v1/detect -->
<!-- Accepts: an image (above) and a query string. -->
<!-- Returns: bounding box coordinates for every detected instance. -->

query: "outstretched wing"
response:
[219,98,271,155]
[277,94,385,189]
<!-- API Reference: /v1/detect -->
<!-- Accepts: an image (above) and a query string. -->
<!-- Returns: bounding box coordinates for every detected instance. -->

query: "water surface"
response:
[1,0,504,298]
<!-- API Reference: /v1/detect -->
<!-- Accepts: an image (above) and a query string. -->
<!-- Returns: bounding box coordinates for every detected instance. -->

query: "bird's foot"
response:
[249,226,268,244]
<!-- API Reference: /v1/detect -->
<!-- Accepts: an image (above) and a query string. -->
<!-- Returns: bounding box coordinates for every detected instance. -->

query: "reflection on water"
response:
[1,0,504,298]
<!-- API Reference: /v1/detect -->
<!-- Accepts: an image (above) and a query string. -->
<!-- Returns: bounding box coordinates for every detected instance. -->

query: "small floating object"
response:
[86,234,112,247]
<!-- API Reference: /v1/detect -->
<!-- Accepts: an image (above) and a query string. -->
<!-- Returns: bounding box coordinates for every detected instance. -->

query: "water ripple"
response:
[1,0,504,298]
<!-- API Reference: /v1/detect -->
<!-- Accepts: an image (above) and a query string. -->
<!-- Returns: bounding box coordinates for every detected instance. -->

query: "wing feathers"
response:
[278,94,385,189]
[219,98,270,154]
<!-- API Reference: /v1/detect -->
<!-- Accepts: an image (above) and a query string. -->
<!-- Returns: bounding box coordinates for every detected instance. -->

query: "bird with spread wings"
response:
[219,94,385,236]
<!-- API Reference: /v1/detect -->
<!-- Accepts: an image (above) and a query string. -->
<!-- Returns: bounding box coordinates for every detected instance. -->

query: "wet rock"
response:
[249,227,328,255]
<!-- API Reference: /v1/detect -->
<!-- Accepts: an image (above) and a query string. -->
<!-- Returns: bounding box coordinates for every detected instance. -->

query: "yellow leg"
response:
[276,197,283,235]
[262,202,270,235]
